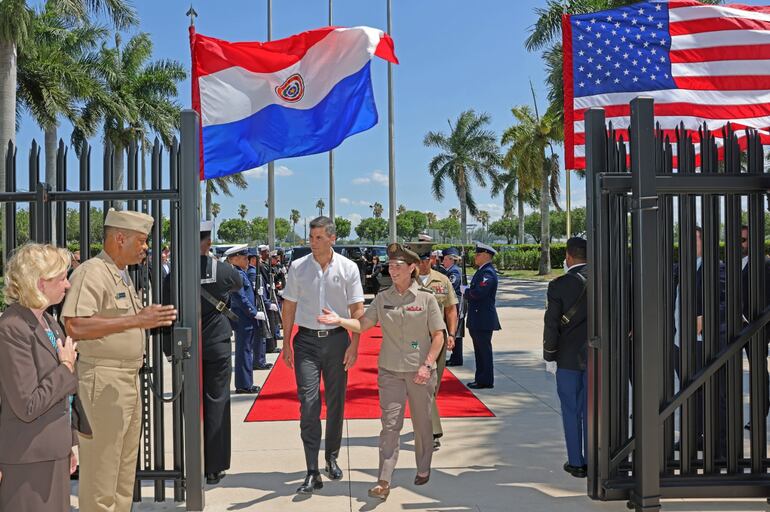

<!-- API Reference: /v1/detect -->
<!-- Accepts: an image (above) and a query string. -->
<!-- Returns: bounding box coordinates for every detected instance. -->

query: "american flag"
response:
[563,0,770,169]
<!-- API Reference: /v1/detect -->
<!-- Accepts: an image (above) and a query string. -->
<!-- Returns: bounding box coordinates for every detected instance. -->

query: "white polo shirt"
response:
[283,249,365,330]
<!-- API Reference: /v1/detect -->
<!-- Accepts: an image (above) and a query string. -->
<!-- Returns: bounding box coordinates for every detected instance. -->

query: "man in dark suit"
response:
[543,237,588,478]
[466,242,501,389]
[739,224,770,428]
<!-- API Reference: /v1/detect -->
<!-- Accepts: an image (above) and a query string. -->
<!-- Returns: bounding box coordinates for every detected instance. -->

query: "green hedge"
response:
[433,243,567,271]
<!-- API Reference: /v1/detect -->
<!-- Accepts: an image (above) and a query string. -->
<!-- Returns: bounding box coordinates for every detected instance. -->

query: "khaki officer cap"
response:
[104,208,154,235]
[387,243,420,265]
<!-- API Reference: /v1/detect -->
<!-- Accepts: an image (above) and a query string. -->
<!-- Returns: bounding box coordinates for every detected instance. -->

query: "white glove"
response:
[269,303,279,312]
[255,311,266,321]
[460,285,469,294]
[277,290,284,297]
[545,361,557,375]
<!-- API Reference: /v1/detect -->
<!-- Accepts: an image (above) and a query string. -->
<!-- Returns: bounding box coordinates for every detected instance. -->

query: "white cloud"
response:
[242,164,294,179]
[352,170,388,186]
[339,197,351,204]
[347,213,363,229]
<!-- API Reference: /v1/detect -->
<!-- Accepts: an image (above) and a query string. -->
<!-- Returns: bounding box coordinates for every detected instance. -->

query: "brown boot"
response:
[367,480,390,500]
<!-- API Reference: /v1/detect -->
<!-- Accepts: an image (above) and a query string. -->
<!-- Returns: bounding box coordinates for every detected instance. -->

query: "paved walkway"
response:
[71,278,767,511]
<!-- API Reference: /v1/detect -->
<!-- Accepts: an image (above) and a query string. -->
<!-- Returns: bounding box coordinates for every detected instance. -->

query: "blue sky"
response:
[15,0,765,232]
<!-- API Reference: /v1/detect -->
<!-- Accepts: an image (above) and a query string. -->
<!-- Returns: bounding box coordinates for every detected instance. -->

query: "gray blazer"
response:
[0,303,85,463]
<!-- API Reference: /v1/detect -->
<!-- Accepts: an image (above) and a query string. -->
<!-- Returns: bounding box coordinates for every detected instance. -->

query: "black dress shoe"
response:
[467,382,494,389]
[446,361,462,367]
[206,472,221,484]
[563,462,587,478]
[235,385,261,394]
[272,347,282,354]
[325,458,343,480]
[297,472,323,494]
[254,363,274,370]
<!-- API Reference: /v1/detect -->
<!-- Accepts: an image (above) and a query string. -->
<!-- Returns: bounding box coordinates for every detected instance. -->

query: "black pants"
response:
[293,329,349,472]
[203,338,232,475]
[470,329,494,386]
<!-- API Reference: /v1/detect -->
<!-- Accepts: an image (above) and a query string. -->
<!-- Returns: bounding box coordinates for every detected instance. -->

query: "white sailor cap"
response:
[258,244,269,252]
[224,244,249,257]
[474,241,497,256]
[200,220,214,233]
[417,233,433,242]
[431,249,443,258]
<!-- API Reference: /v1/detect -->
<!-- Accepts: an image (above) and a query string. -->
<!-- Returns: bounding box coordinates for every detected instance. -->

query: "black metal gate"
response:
[1,110,206,510]
[586,97,770,510]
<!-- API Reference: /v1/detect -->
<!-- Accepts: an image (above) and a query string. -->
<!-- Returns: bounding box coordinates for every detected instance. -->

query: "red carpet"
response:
[245,326,495,422]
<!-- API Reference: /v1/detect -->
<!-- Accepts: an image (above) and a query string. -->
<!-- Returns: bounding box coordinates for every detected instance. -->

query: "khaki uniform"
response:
[363,280,446,482]
[62,251,145,512]
[418,270,458,437]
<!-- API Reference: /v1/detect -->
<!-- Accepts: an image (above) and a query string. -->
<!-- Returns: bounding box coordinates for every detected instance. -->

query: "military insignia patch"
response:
[275,73,305,102]
[405,306,423,312]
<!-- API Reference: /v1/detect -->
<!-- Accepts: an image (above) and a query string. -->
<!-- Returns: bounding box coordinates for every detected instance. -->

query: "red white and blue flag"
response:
[190,27,398,179]
[563,0,770,169]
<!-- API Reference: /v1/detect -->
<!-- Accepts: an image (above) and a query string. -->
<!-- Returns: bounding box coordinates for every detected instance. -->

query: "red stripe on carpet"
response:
[244,326,495,422]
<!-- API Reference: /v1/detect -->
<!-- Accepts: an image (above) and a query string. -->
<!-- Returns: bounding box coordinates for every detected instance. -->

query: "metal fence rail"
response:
[586,97,770,511]
[1,110,205,510]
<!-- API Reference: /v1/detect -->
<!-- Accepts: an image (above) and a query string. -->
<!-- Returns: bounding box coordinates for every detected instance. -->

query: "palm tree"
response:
[425,211,437,227]
[0,0,135,252]
[211,202,221,241]
[494,134,543,245]
[475,210,490,232]
[73,32,186,205]
[316,198,325,216]
[17,6,106,188]
[290,208,301,242]
[237,203,248,220]
[205,173,246,220]
[397,204,406,215]
[502,104,561,274]
[424,110,502,244]
[371,202,384,218]
[448,208,460,221]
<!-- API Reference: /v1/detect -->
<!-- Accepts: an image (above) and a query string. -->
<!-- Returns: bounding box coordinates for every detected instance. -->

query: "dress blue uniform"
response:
[228,246,260,391]
[466,243,501,388]
[247,254,270,368]
[443,249,463,365]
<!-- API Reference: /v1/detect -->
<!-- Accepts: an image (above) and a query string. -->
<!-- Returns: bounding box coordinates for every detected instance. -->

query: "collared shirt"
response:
[61,250,144,366]
[283,249,364,329]
[364,281,446,372]
[418,270,459,309]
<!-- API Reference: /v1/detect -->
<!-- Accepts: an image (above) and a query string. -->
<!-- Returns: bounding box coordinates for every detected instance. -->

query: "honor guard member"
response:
[260,245,281,352]
[543,237,588,478]
[247,248,272,370]
[442,247,464,366]
[411,245,458,450]
[465,242,501,389]
[199,221,242,484]
[62,209,177,512]
[226,245,261,394]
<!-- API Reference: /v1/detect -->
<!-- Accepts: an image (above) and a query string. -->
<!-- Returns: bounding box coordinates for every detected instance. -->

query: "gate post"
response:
[629,97,661,511]
[179,110,204,511]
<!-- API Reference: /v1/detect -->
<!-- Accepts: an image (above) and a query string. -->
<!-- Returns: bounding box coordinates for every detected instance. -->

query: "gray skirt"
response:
[0,457,70,512]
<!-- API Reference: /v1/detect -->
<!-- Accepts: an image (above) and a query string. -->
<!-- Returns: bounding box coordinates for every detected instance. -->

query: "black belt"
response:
[297,326,346,338]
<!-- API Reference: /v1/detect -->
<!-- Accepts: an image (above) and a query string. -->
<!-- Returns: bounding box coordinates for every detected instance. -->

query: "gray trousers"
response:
[377,367,437,483]
[293,329,350,472]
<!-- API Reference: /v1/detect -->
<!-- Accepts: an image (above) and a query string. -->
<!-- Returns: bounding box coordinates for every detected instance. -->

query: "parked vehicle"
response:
[287,244,389,294]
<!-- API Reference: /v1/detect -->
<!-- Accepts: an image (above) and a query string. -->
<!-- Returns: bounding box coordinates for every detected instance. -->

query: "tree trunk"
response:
[538,162,551,275]
[113,145,125,210]
[459,183,467,245]
[0,41,17,261]
[205,182,212,220]
[517,195,525,244]
[45,125,57,244]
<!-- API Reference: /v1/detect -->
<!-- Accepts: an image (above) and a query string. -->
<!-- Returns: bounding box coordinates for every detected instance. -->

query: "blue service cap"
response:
[443,247,460,258]
[247,247,258,257]
[474,242,497,256]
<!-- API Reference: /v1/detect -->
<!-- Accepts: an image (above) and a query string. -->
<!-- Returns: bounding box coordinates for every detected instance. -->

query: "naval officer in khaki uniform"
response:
[318,243,446,500]
[62,209,177,512]
[411,244,458,449]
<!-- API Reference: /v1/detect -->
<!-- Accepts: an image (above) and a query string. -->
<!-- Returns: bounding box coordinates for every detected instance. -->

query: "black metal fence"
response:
[1,110,205,510]
[586,97,770,510]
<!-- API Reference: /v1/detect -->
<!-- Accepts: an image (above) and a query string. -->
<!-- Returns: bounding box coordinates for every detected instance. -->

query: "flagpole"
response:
[267,0,276,249]
[328,0,335,224]
[566,169,571,238]
[387,0,396,243]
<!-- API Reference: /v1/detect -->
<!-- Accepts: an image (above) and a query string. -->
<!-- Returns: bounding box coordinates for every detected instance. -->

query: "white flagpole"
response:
[387,0,396,242]
[267,0,276,248]
[328,0,335,224]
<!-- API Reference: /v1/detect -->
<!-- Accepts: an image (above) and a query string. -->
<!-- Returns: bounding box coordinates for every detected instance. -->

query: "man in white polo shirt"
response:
[281,216,365,494]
